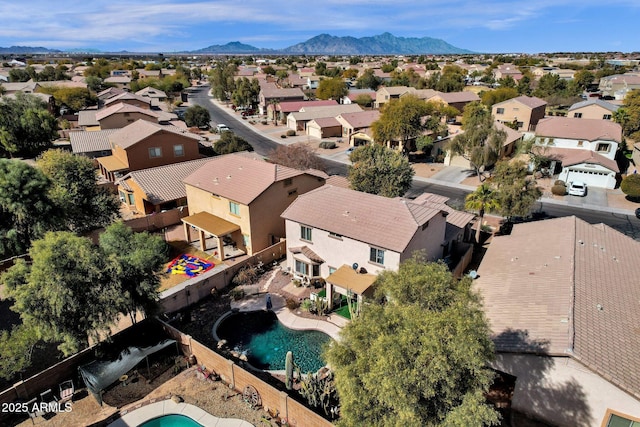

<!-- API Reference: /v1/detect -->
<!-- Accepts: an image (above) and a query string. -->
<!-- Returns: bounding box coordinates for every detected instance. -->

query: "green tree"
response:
[620,173,640,199]
[268,143,326,171]
[448,102,506,181]
[85,75,104,92]
[348,144,414,197]
[481,87,518,107]
[209,61,237,101]
[491,160,542,219]
[517,75,532,96]
[99,222,168,323]
[356,69,382,90]
[353,94,373,109]
[213,131,253,155]
[38,86,97,112]
[465,184,500,243]
[184,105,211,128]
[371,95,429,153]
[316,77,348,100]
[533,73,567,99]
[37,149,120,232]
[0,93,57,156]
[0,159,59,259]
[573,70,596,92]
[325,256,499,427]
[232,77,261,109]
[615,90,640,140]
[5,232,120,355]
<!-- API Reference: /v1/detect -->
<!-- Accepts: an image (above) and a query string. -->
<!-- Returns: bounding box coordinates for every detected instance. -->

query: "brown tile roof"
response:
[433,91,480,104]
[309,117,341,127]
[277,100,337,113]
[533,146,620,173]
[104,92,151,107]
[281,185,443,253]
[289,246,325,264]
[118,158,212,204]
[325,175,350,188]
[495,122,524,147]
[411,192,474,241]
[474,216,640,399]
[289,105,362,121]
[535,116,623,143]
[261,85,305,99]
[95,102,159,122]
[78,110,99,127]
[109,120,201,150]
[337,110,380,129]
[183,153,322,205]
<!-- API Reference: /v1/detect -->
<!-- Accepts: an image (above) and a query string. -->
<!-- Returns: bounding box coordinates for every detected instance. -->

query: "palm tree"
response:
[465,184,500,244]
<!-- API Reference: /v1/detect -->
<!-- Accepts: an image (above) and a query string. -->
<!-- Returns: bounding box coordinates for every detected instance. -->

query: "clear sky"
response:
[1,0,639,54]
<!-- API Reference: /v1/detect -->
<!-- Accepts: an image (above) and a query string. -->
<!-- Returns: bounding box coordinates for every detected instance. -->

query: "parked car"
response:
[241,109,256,117]
[568,181,587,197]
[635,208,640,219]
[216,124,230,133]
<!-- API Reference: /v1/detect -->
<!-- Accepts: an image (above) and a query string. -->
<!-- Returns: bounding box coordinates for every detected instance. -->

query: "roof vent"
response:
[596,304,604,311]
[227,175,232,180]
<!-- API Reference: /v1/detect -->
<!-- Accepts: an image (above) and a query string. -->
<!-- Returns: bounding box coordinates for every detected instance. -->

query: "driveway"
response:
[430,166,474,184]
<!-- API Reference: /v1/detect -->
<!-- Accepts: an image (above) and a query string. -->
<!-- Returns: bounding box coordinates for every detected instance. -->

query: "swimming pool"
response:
[216,310,331,372]
[138,414,202,427]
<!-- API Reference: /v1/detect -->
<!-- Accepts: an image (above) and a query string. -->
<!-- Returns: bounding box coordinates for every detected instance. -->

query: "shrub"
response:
[319,140,337,149]
[551,184,567,196]
[554,179,565,186]
[621,174,640,198]
[229,288,245,301]
[301,299,313,311]
[261,120,268,125]
[286,130,296,136]
[232,266,259,287]
[281,134,287,138]
[292,279,301,287]
[286,298,299,310]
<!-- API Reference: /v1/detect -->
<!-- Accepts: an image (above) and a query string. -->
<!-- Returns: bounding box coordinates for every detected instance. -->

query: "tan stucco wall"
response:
[98,112,157,130]
[400,212,447,263]
[493,100,545,131]
[570,104,615,121]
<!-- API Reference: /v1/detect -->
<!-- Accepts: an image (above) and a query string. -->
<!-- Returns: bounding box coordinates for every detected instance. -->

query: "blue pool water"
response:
[216,311,331,372]
[138,414,202,427]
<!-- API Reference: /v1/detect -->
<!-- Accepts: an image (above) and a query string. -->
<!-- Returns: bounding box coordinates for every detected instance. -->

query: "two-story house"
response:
[181,153,327,259]
[281,185,448,307]
[95,102,160,130]
[335,110,381,146]
[567,98,619,121]
[492,95,547,131]
[533,117,622,189]
[97,119,202,182]
[258,84,305,115]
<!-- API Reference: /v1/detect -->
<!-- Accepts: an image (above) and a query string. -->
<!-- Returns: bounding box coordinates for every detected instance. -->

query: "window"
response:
[149,147,162,158]
[574,112,583,118]
[300,225,312,241]
[329,232,342,239]
[295,259,309,276]
[328,266,336,275]
[229,201,240,216]
[312,264,320,277]
[496,108,504,114]
[127,193,135,205]
[516,121,524,129]
[577,140,584,147]
[242,234,249,247]
[287,188,298,197]
[596,143,610,153]
[173,144,184,157]
[603,114,612,120]
[370,247,385,265]
[283,178,293,186]
[606,413,640,427]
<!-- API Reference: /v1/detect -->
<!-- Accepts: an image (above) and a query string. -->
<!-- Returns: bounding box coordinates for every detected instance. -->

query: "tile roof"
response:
[567,98,620,112]
[412,192,475,241]
[69,129,118,154]
[281,185,444,253]
[533,146,620,173]
[474,216,640,399]
[260,85,305,99]
[324,175,350,188]
[183,153,320,205]
[495,122,524,146]
[78,110,99,127]
[535,116,622,143]
[337,110,380,129]
[118,158,212,204]
[97,87,126,99]
[135,87,167,99]
[95,102,159,122]
[494,95,547,109]
[433,91,480,104]
[289,105,362,121]
[277,100,337,113]
[109,120,201,149]
[309,117,341,127]
[289,246,325,264]
[104,92,151,106]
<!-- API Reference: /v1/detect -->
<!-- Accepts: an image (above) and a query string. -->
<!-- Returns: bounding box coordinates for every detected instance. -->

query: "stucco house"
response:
[492,95,547,132]
[374,86,414,108]
[181,153,327,259]
[286,104,362,132]
[69,129,118,158]
[104,92,152,110]
[428,91,480,114]
[473,216,640,427]
[567,98,619,121]
[598,73,640,98]
[258,84,305,115]
[533,117,622,189]
[336,110,381,145]
[97,119,203,182]
[95,102,160,130]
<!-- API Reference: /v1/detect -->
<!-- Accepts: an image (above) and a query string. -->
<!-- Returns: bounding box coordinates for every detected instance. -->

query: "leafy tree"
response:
[0,93,57,156]
[37,86,97,112]
[316,77,348,101]
[84,75,104,92]
[325,256,499,427]
[184,105,211,128]
[435,65,466,92]
[0,159,59,259]
[415,135,434,155]
[99,222,168,323]
[232,77,261,109]
[353,94,373,109]
[0,324,40,380]
[481,87,518,107]
[448,101,506,181]
[209,61,237,101]
[5,232,121,355]
[348,144,414,197]
[517,75,532,95]
[573,70,596,92]
[533,73,568,99]
[497,75,516,88]
[465,184,500,243]
[213,131,253,155]
[342,69,359,79]
[620,173,640,199]
[37,149,120,232]
[268,143,326,171]
[615,90,640,140]
[9,68,31,82]
[490,160,542,219]
[371,95,429,153]
[356,69,383,90]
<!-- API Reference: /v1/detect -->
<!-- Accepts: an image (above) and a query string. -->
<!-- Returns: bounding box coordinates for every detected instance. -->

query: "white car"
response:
[215,124,230,133]
[568,181,587,197]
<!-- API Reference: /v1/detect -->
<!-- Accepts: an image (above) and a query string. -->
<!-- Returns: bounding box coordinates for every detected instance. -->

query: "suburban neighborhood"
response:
[1,36,640,427]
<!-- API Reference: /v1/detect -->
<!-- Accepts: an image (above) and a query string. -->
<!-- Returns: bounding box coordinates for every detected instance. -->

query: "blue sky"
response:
[1,1,639,53]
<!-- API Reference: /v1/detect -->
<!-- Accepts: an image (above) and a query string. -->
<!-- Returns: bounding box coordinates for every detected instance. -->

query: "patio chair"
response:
[39,389,57,415]
[25,398,38,424]
[59,379,74,403]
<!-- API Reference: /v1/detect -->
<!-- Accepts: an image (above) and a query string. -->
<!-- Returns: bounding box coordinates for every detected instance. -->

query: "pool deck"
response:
[230,294,344,341]
[108,399,254,426]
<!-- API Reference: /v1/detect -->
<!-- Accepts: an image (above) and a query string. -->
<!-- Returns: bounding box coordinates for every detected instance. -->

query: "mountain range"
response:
[0,33,472,55]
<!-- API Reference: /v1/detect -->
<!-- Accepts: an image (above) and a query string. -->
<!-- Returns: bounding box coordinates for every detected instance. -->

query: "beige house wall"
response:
[401,212,447,263]
[119,132,201,172]
[492,99,545,131]
[570,104,616,121]
[98,112,157,130]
